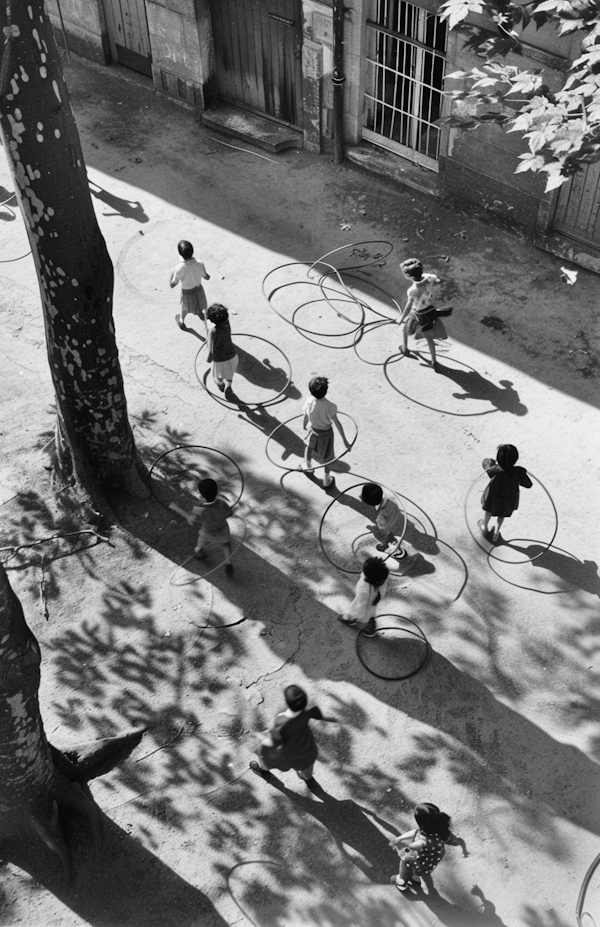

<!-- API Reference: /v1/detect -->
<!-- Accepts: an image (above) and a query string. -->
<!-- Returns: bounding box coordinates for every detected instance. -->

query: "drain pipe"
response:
[332,0,345,164]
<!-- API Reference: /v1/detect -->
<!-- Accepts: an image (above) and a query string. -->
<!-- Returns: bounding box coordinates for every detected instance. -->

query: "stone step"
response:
[201,102,302,154]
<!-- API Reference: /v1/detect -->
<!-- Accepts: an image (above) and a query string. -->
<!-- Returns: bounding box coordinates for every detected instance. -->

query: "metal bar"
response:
[366,19,447,56]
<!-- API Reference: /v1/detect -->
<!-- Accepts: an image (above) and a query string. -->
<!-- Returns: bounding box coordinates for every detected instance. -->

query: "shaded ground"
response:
[0,54,599,927]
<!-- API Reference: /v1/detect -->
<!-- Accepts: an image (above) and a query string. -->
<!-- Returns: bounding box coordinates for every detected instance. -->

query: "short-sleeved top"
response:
[409,829,448,875]
[303,396,337,431]
[170,257,208,290]
[376,490,402,535]
[406,273,440,313]
[260,706,323,770]
[191,497,232,536]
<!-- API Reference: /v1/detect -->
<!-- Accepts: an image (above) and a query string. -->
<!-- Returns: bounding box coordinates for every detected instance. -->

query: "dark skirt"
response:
[305,426,334,461]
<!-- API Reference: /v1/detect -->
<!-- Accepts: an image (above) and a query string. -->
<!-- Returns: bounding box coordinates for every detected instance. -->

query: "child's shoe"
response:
[224,563,234,576]
[175,314,187,330]
[216,380,226,392]
[478,519,491,539]
[362,620,377,638]
[393,550,419,575]
[322,473,334,488]
[193,550,207,561]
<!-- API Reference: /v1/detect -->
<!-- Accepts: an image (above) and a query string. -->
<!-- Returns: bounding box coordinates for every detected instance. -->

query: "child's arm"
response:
[446,832,469,856]
[169,271,178,289]
[332,413,351,449]
[169,502,195,524]
[302,411,309,431]
[206,326,214,362]
[198,261,210,281]
[397,293,414,324]
[389,827,418,848]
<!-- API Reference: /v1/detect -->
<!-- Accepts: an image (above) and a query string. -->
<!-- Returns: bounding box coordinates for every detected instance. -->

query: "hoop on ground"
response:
[308,240,394,276]
[291,295,365,338]
[384,352,502,418]
[465,471,558,564]
[149,445,244,510]
[265,413,358,473]
[170,515,246,584]
[356,615,430,680]
[194,334,292,409]
[353,319,398,366]
[319,480,407,574]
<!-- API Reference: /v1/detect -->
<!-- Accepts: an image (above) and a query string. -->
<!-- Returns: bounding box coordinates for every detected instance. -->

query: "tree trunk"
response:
[0,564,145,889]
[0,0,148,502]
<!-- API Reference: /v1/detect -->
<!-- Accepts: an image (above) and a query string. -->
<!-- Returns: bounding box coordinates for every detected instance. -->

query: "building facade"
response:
[48,0,600,269]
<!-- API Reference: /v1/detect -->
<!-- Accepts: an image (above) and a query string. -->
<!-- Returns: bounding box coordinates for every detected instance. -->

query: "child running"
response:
[338,555,389,636]
[301,376,351,488]
[397,258,452,371]
[389,802,464,893]
[361,483,418,574]
[206,304,238,398]
[169,478,235,576]
[479,444,532,543]
[250,684,337,784]
[170,239,210,335]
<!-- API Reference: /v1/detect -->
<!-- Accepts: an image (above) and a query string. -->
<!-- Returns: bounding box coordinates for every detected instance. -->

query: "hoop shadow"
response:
[408,881,509,927]
[491,543,600,597]
[437,367,528,416]
[237,403,306,462]
[259,776,399,882]
[235,346,300,397]
[89,181,149,223]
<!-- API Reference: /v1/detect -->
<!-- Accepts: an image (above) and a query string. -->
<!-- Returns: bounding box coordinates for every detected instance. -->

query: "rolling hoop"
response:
[265,413,358,473]
[356,616,430,680]
[194,334,293,409]
[465,471,558,564]
[149,445,245,510]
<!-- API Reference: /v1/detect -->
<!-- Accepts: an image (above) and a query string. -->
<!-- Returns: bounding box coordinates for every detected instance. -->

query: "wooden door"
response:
[553,161,600,250]
[210,0,303,127]
[102,0,152,78]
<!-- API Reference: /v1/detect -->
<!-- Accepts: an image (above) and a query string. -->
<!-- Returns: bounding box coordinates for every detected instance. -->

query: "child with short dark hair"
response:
[338,556,389,636]
[389,802,464,893]
[301,376,350,488]
[361,482,418,575]
[250,684,337,783]
[206,304,238,397]
[169,477,234,576]
[397,258,452,371]
[479,444,532,543]
[170,239,210,334]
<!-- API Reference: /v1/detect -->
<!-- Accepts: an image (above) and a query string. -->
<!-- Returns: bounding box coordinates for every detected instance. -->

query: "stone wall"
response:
[146,0,216,108]
[46,0,108,65]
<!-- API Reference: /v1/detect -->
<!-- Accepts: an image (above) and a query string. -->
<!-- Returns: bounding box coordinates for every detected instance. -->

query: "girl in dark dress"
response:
[479,444,532,543]
[250,685,337,783]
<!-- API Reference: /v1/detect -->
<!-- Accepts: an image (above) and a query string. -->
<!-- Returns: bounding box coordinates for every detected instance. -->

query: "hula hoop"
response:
[262,262,320,324]
[291,296,365,338]
[307,240,394,276]
[170,516,246,584]
[577,852,600,927]
[465,472,558,564]
[356,616,430,680]
[194,334,292,409]
[315,261,371,320]
[149,445,245,510]
[384,353,500,418]
[353,319,397,366]
[340,272,402,320]
[319,480,407,574]
[265,413,358,473]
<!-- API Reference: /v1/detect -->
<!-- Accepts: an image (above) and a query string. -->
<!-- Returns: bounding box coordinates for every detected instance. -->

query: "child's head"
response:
[496,444,519,469]
[198,478,218,502]
[308,376,329,399]
[178,240,194,260]
[414,802,451,839]
[361,482,383,507]
[284,684,307,712]
[362,556,389,588]
[401,258,423,281]
[207,303,229,325]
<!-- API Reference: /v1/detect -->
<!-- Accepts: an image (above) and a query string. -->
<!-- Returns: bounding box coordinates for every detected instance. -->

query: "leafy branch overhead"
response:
[438,0,600,189]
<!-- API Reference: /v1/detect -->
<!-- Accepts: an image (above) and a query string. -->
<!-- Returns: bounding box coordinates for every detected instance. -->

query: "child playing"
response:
[170,240,210,334]
[338,556,389,636]
[361,483,418,575]
[389,802,464,893]
[397,258,452,371]
[169,478,234,576]
[250,684,337,783]
[479,444,532,543]
[301,376,351,488]
[206,304,238,397]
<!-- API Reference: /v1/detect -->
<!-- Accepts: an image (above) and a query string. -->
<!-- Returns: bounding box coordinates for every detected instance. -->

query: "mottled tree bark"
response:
[0,564,145,888]
[0,0,147,501]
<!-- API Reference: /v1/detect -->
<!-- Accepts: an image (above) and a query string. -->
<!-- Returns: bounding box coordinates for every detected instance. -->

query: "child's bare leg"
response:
[478,512,492,538]
[223,541,234,575]
[493,516,504,541]
[401,323,411,356]
[424,334,437,367]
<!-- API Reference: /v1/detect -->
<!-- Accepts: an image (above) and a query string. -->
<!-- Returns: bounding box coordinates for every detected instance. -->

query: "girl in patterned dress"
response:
[397,258,453,371]
[389,802,461,893]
